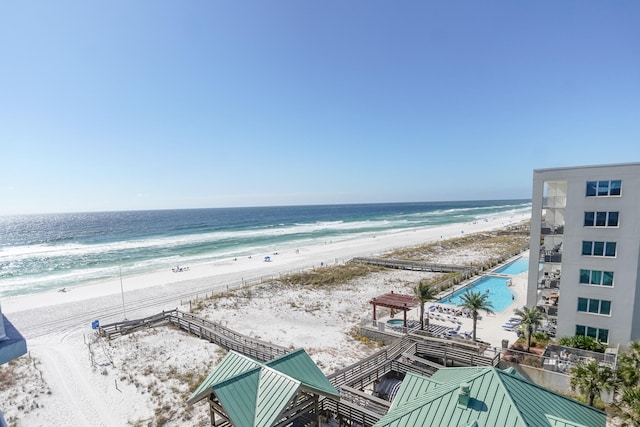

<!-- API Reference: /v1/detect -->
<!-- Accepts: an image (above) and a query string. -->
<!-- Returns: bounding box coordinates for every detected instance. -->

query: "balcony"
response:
[538,278,560,290]
[542,196,566,209]
[537,301,558,318]
[540,251,562,263]
[541,224,564,235]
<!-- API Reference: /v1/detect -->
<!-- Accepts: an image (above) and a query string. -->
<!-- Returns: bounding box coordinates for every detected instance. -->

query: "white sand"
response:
[0,212,530,426]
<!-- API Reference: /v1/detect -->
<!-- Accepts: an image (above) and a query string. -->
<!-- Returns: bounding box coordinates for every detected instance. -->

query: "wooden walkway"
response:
[100,311,500,426]
[322,335,499,423]
[98,309,287,362]
[351,257,472,273]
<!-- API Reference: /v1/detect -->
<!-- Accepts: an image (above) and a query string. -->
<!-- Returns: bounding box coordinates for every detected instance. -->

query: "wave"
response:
[0,200,532,298]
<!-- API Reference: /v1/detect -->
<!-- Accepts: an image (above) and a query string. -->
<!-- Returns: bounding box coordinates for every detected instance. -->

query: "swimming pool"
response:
[438,276,514,312]
[387,319,405,327]
[494,258,530,275]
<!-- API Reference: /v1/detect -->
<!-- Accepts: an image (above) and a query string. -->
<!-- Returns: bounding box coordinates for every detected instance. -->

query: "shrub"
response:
[557,335,607,353]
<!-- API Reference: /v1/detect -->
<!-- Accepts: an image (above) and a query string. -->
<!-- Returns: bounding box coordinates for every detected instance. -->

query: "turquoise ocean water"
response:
[0,200,530,299]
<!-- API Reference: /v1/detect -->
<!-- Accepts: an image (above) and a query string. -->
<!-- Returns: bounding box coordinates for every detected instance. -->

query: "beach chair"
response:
[447,325,461,336]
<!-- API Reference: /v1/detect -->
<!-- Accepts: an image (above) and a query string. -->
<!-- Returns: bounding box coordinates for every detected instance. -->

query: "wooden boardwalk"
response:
[98,309,288,362]
[351,257,472,273]
[100,311,499,426]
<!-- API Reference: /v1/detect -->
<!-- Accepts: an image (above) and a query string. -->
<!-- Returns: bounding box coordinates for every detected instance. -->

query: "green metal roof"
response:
[187,348,340,427]
[266,348,340,399]
[187,352,262,405]
[374,367,606,427]
[213,367,301,427]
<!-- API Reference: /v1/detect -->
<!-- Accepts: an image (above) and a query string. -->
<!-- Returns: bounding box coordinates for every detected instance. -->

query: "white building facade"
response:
[527,163,640,348]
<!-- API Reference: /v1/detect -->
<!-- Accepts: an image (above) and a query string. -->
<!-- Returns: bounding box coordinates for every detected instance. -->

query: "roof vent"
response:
[458,382,471,407]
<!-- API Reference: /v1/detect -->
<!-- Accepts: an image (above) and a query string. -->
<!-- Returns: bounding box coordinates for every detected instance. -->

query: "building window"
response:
[577,298,611,315]
[581,241,617,257]
[584,211,619,227]
[578,298,588,312]
[576,324,609,343]
[586,180,622,197]
[580,269,615,287]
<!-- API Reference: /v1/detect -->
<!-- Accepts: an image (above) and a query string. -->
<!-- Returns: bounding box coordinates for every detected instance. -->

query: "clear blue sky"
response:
[1,1,639,215]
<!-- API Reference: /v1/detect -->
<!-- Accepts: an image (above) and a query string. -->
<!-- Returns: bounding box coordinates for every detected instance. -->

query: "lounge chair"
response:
[447,325,462,336]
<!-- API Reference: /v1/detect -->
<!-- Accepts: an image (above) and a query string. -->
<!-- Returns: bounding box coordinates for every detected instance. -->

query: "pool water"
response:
[387,319,405,326]
[438,276,514,312]
[494,258,529,275]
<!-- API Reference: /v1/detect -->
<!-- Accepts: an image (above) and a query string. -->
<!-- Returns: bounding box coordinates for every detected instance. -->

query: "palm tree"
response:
[413,281,438,331]
[615,341,640,424]
[617,341,640,387]
[513,306,545,352]
[617,385,640,426]
[458,290,495,341]
[570,359,615,407]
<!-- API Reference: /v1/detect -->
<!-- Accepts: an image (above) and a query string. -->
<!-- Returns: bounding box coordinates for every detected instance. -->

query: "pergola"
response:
[370,291,419,328]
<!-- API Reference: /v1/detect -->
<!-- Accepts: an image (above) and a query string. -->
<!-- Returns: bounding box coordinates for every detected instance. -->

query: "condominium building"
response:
[527,162,640,348]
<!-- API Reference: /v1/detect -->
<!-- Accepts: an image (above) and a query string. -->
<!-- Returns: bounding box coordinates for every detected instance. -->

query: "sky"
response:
[1,1,639,215]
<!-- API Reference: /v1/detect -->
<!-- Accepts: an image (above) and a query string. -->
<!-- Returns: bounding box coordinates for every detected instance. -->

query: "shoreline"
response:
[3,212,529,320]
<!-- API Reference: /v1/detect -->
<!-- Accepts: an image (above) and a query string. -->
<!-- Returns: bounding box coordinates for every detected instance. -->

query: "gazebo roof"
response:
[187,348,339,427]
[370,292,419,310]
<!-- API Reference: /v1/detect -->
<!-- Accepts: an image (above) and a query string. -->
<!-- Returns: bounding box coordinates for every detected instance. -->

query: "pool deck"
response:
[381,252,530,350]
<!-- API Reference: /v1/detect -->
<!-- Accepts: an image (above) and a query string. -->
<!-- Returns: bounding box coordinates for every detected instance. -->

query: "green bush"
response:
[532,332,549,341]
[557,335,606,353]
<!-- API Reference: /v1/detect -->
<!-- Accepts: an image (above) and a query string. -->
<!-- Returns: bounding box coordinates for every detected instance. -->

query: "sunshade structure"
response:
[370,291,419,328]
[187,348,339,427]
[0,305,26,365]
[1,304,27,425]
[373,366,606,427]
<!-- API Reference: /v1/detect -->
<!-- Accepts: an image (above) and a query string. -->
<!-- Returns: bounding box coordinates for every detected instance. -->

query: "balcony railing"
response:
[539,251,562,263]
[541,224,564,235]
[538,278,560,290]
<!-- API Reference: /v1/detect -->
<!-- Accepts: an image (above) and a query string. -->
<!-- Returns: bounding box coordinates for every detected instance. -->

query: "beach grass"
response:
[383,229,530,263]
[279,263,383,289]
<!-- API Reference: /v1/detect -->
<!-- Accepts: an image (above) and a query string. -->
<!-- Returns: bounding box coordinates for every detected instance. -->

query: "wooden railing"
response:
[351,257,472,273]
[99,310,287,362]
[328,337,413,388]
[166,312,288,361]
[100,311,502,427]
[413,338,499,367]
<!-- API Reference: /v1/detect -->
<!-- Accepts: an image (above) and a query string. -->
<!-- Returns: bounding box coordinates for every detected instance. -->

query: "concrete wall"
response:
[360,323,402,345]
[529,163,640,347]
[500,359,573,395]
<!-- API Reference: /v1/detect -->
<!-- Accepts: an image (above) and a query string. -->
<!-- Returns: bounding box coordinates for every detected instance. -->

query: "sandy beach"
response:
[1,212,530,426]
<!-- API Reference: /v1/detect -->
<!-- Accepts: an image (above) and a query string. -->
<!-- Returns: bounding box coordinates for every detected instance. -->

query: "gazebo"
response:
[187,348,339,426]
[370,291,419,329]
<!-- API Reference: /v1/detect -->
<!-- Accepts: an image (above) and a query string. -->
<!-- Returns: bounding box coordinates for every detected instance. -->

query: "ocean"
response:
[0,200,531,299]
